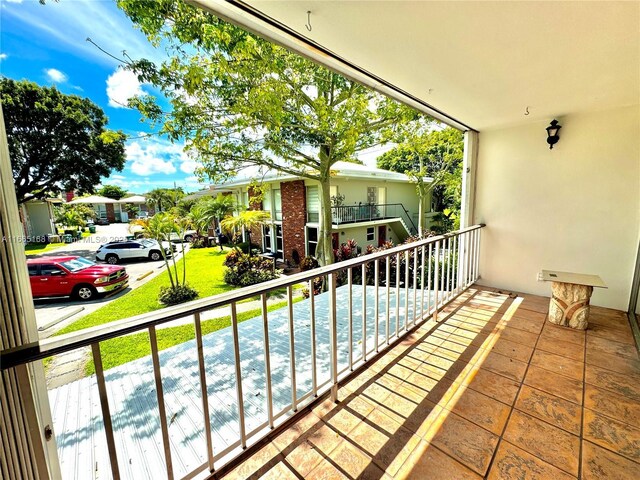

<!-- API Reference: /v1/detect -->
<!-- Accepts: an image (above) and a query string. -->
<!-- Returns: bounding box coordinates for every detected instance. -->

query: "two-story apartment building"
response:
[216,161,434,264]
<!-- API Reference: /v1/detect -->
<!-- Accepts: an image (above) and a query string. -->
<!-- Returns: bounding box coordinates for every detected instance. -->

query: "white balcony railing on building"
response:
[1,225,485,480]
[308,203,418,234]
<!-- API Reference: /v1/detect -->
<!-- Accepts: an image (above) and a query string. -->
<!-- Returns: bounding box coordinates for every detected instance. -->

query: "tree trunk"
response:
[316,177,335,266]
[418,194,424,237]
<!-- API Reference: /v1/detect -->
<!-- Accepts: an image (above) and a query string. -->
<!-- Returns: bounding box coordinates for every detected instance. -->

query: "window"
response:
[275,224,283,259]
[28,265,39,276]
[263,190,272,216]
[367,187,377,204]
[307,227,318,256]
[40,264,65,276]
[263,225,272,252]
[306,185,319,223]
[274,189,282,221]
[366,227,375,242]
[94,203,107,219]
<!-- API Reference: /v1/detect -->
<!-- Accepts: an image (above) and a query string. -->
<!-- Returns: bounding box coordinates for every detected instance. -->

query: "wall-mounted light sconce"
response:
[546,119,562,149]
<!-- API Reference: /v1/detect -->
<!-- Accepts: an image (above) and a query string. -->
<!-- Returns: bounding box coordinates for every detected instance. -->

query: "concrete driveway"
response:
[29,224,189,337]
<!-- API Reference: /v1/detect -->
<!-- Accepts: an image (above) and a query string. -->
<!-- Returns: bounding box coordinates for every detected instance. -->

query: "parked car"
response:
[27,256,128,301]
[96,239,174,264]
[168,230,197,243]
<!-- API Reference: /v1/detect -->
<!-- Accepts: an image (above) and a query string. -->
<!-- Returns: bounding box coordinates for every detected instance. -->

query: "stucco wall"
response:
[25,202,54,239]
[333,222,401,252]
[474,106,640,310]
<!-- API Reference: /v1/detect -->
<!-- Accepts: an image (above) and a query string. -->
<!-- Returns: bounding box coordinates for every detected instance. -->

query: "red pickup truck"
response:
[28,256,128,301]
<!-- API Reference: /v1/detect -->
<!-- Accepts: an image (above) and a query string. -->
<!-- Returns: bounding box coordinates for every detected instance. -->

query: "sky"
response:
[0,0,205,194]
[0,0,391,194]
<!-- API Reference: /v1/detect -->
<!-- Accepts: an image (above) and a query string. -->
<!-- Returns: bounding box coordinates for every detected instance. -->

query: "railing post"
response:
[260,295,274,427]
[329,273,339,403]
[362,263,367,361]
[91,343,121,480]
[193,313,215,472]
[149,326,174,480]
[287,286,297,411]
[433,240,440,321]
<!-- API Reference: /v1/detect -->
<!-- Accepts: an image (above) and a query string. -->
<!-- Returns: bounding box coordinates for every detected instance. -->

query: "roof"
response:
[210,1,639,131]
[27,256,78,264]
[118,195,146,204]
[68,195,118,204]
[215,161,432,188]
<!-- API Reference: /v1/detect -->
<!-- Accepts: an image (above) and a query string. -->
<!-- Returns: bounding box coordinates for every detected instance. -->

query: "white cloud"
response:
[180,158,199,175]
[106,69,145,108]
[0,54,7,61]
[126,141,177,176]
[2,0,163,68]
[45,68,67,83]
[5,0,23,3]
[124,136,201,178]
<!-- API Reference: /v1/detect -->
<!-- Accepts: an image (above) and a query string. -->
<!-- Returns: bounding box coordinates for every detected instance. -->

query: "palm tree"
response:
[221,210,270,254]
[146,188,172,213]
[188,194,236,245]
[207,194,235,228]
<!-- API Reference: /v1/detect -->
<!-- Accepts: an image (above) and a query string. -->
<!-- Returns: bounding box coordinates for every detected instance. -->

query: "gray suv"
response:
[96,239,174,264]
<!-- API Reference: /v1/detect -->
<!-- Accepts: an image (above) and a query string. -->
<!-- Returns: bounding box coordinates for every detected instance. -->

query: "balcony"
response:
[307,203,418,234]
[220,287,640,479]
[2,225,639,480]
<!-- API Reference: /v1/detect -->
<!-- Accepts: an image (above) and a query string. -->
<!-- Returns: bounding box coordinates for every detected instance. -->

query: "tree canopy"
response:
[1,78,126,203]
[377,127,464,215]
[97,184,128,200]
[115,0,431,264]
[145,187,184,213]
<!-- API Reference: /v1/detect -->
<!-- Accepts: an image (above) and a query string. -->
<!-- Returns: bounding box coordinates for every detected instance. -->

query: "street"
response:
[29,223,189,337]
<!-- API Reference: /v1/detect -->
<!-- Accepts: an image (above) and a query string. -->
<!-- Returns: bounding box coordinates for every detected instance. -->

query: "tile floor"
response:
[218,286,640,479]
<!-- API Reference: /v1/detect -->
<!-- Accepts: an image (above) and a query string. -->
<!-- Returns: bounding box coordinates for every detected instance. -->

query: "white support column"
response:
[460,130,479,228]
[0,106,61,479]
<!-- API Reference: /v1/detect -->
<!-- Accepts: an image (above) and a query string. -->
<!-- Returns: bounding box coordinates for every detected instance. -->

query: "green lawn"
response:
[25,242,65,255]
[56,247,235,336]
[25,232,91,255]
[51,245,305,376]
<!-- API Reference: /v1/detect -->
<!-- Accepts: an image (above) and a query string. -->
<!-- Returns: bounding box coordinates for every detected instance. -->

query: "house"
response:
[17,198,61,242]
[1,2,639,480]
[117,195,149,220]
[67,194,123,223]
[216,161,434,263]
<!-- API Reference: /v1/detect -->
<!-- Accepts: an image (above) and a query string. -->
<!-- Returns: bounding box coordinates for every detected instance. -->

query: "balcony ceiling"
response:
[243,1,640,130]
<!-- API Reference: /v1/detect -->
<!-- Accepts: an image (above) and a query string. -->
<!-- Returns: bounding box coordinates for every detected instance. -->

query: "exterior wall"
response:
[312,178,425,229]
[280,180,306,264]
[333,222,402,251]
[474,106,639,310]
[25,202,55,239]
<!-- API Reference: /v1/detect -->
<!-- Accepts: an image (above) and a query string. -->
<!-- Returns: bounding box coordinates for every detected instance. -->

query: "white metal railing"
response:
[1,224,485,480]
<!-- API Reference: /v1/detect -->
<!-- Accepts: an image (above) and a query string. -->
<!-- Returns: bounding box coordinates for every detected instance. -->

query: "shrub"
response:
[300,255,322,298]
[299,256,319,271]
[190,236,207,249]
[158,284,199,306]
[223,251,280,287]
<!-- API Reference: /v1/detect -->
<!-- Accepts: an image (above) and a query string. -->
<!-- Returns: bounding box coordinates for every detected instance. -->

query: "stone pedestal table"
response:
[541,270,607,330]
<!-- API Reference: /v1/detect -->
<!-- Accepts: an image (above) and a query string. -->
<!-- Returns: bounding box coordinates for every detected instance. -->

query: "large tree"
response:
[116,0,429,264]
[1,78,126,203]
[97,184,128,200]
[377,128,464,219]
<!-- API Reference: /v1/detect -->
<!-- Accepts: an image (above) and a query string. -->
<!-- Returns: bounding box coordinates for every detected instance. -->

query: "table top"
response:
[541,270,607,288]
